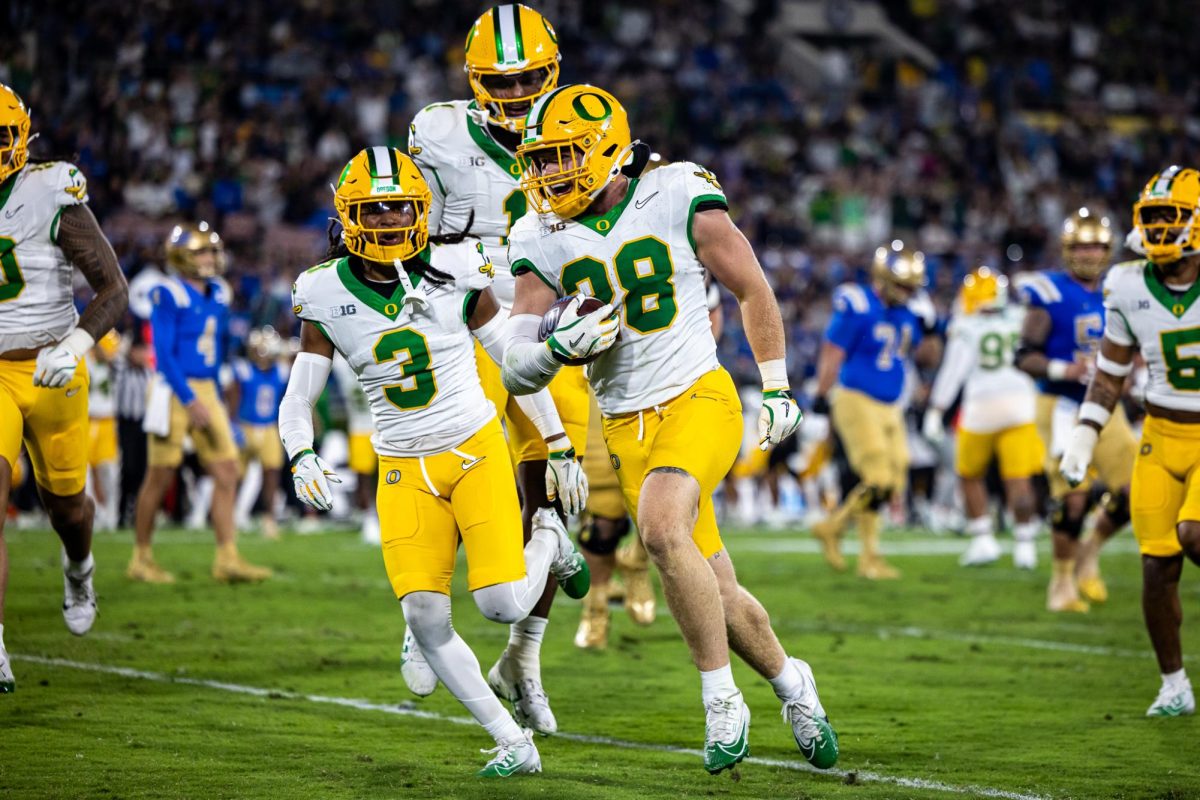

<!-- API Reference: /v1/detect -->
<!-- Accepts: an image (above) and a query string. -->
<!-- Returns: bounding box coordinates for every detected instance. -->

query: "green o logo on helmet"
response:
[572,92,612,122]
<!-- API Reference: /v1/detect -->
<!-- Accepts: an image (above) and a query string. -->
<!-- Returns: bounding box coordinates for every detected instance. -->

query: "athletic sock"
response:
[768,658,804,701]
[482,712,525,745]
[700,663,738,705]
[1013,521,1038,543]
[1163,668,1190,692]
[966,516,993,538]
[503,616,547,679]
[65,552,94,578]
[0,622,5,649]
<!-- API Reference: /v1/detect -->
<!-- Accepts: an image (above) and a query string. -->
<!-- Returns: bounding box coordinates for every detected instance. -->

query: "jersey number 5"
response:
[1161,327,1200,391]
[0,236,26,303]
[561,236,678,334]
[374,328,438,410]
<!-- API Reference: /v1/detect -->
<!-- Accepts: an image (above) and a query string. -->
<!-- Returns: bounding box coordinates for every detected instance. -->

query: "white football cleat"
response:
[477,728,542,777]
[0,643,13,693]
[781,659,839,770]
[959,534,1002,567]
[62,552,97,636]
[1147,681,1195,717]
[488,658,557,735]
[703,691,750,774]
[400,627,438,697]
[1013,540,1038,570]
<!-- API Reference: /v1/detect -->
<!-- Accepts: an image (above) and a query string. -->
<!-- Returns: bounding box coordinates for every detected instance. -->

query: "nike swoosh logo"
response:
[568,333,586,349]
[4,205,23,219]
[634,192,659,210]
[461,456,484,471]
[65,387,81,397]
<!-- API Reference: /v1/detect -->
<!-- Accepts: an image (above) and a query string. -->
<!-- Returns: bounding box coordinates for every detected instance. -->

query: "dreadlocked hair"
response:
[323,212,477,286]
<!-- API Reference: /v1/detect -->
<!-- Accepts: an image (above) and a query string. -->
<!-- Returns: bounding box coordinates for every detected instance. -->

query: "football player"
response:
[502,85,836,774]
[1015,209,1136,611]
[1060,166,1200,716]
[924,268,1044,568]
[229,327,289,540]
[87,331,122,532]
[0,83,128,692]
[405,5,588,729]
[131,222,272,584]
[280,148,590,776]
[810,242,933,579]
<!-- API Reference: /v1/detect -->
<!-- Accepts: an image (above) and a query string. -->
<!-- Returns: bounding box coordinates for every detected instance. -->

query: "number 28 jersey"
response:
[1103,260,1200,412]
[291,242,495,457]
[506,162,725,416]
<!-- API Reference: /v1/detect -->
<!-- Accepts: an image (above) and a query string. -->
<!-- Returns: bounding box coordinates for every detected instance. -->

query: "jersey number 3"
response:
[374,328,438,410]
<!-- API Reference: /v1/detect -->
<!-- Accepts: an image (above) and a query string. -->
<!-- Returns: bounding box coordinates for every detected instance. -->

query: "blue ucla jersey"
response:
[825,283,923,404]
[233,359,289,425]
[149,276,231,405]
[1016,270,1105,403]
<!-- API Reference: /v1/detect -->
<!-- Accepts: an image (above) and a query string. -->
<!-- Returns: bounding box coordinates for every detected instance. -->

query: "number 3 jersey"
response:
[0,161,90,353]
[291,242,495,457]
[1103,260,1200,412]
[506,162,725,416]
[409,100,526,308]
[928,305,1037,432]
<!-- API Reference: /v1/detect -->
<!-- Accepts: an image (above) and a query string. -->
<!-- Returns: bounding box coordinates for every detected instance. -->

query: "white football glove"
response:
[33,329,94,389]
[546,445,588,516]
[547,297,620,363]
[922,408,945,444]
[1059,425,1099,487]
[291,449,342,511]
[758,389,803,451]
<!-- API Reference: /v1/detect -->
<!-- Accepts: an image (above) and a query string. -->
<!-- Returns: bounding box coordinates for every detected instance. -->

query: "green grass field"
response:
[1,525,1197,800]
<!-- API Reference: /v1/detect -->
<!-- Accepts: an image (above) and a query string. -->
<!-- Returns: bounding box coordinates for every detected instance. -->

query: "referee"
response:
[114,329,151,528]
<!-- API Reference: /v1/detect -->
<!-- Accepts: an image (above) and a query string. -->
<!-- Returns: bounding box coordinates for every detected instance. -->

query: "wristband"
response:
[290,448,316,469]
[1078,401,1111,429]
[1095,353,1133,377]
[757,358,789,392]
[61,328,97,358]
[1047,359,1072,381]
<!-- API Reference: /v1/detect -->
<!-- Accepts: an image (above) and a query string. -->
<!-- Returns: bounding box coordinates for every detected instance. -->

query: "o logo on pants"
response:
[386,470,401,484]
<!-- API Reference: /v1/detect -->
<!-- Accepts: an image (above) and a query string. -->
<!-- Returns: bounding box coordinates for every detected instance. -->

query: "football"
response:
[538,295,609,366]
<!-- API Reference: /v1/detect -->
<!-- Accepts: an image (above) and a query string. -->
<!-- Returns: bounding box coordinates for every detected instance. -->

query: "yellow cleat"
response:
[1077,575,1108,604]
[856,556,900,581]
[811,519,848,572]
[1047,579,1090,613]
[260,517,280,541]
[212,550,273,583]
[574,588,610,650]
[126,551,176,584]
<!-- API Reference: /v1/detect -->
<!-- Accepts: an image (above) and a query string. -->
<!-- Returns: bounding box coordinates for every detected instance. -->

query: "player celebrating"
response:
[280,148,590,775]
[924,267,1043,568]
[502,85,836,774]
[810,242,931,579]
[1060,166,1200,716]
[1016,209,1136,611]
[130,222,271,584]
[405,4,589,729]
[0,83,128,692]
[229,327,289,540]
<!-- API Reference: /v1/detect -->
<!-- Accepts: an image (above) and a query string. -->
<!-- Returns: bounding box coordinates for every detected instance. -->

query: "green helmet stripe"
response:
[513,6,526,61]
[388,148,401,180]
[492,7,505,62]
[495,4,521,64]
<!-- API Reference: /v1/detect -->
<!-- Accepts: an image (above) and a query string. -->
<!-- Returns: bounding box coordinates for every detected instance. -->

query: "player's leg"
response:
[22,362,97,634]
[1076,408,1137,602]
[997,423,1044,569]
[575,514,627,649]
[195,383,270,582]
[957,429,1002,567]
[856,401,906,580]
[707,540,839,769]
[0,448,13,692]
[259,426,284,541]
[132,392,189,583]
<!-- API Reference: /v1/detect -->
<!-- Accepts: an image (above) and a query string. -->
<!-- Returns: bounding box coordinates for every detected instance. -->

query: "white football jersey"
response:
[507,162,726,415]
[292,241,496,457]
[0,162,89,352]
[88,355,116,419]
[331,352,375,435]
[1104,260,1200,412]
[929,305,1037,433]
[409,100,526,308]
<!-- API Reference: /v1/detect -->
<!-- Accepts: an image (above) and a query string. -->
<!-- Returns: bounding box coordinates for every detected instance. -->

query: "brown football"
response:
[538,295,609,366]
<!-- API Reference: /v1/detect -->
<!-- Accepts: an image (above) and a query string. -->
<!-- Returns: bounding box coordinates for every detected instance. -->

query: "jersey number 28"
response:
[561,236,678,334]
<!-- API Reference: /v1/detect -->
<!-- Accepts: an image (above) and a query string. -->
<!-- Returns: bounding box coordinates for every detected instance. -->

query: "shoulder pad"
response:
[431,239,495,292]
[155,277,191,308]
[408,101,468,164]
[210,277,233,306]
[832,283,870,314]
[1014,272,1061,305]
[24,161,89,207]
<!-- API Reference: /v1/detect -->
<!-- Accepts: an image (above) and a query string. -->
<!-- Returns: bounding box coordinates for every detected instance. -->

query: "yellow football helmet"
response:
[871,241,928,305]
[960,266,1009,314]
[334,147,431,263]
[517,84,635,219]
[465,4,560,132]
[96,330,123,361]
[0,83,31,185]
[166,221,226,280]
[1060,207,1113,279]
[1132,166,1200,266]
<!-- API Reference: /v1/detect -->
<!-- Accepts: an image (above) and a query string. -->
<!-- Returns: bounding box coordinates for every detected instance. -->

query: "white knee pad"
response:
[472,583,529,625]
[400,591,454,648]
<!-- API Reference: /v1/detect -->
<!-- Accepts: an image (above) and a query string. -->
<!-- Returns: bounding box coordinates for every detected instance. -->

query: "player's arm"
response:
[470,287,588,513]
[693,209,801,448]
[33,205,129,388]
[923,326,974,441]
[278,322,341,511]
[501,267,617,395]
[1015,306,1087,383]
[1059,335,1136,486]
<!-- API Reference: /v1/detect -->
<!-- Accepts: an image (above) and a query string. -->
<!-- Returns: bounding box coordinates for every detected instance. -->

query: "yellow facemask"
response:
[334,147,431,264]
[1131,166,1200,266]
[464,4,561,133]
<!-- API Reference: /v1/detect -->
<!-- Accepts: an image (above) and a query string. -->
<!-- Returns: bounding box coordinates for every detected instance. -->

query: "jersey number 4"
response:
[560,236,678,334]
[1161,327,1200,391]
[0,236,26,303]
[374,328,438,410]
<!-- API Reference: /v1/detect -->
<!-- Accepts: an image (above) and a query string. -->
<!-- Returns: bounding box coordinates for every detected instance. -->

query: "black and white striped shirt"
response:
[113,358,151,421]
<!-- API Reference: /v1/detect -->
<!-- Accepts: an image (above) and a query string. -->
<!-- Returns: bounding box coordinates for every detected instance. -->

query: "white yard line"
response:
[15,654,1049,800]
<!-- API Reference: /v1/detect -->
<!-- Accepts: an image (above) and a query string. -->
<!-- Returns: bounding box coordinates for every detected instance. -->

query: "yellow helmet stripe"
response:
[493,4,524,64]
